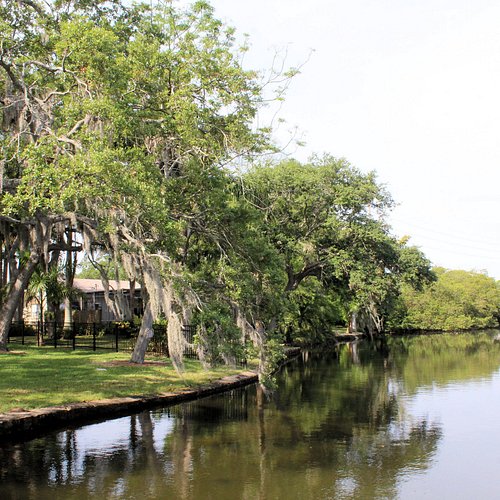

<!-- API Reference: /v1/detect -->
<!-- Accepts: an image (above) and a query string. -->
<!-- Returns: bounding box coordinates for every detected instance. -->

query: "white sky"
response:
[180,0,500,278]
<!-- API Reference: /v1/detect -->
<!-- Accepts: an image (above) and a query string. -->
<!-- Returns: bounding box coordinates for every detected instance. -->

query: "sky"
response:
[180,0,500,278]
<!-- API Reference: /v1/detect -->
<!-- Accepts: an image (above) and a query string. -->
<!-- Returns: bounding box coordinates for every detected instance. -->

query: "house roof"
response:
[73,278,140,294]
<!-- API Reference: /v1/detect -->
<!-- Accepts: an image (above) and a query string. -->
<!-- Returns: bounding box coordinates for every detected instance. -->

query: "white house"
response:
[24,278,142,324]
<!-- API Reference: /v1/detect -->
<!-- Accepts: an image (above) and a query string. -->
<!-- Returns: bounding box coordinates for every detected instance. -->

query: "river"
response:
[2,331,500,499]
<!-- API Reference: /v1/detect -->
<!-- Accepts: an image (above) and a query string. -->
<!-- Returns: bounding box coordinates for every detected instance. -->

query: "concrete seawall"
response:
[0,347,302,444]
[0,370,259,444]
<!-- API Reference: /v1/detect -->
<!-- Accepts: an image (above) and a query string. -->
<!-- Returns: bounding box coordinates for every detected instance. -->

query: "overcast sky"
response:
[180,0,500,278]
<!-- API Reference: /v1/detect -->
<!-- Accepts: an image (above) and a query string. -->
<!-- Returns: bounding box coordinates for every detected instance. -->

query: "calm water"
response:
[2,332,500,499]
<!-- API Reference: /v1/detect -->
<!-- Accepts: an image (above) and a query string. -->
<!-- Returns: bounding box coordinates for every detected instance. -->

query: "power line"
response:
[421,243,500,262]
[402,231,500,255]
[390,217,500,252]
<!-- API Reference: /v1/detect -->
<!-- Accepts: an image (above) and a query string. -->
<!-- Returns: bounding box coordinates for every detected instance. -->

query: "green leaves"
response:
[241,156,436,337]
[400,269,500,331]
[243,155,392,284]
[0,0,285,361]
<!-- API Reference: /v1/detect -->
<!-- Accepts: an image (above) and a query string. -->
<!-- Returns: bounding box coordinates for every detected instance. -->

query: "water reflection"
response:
[2,332,500,499]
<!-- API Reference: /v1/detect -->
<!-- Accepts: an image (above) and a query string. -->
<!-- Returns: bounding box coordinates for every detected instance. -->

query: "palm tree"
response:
[26,266,81,339]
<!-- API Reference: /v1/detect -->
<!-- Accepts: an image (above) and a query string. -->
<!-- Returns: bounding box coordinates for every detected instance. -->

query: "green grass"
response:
[0,346,254,414]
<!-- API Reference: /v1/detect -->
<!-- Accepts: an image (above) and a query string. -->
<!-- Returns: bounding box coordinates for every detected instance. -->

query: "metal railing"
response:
[6,320,198,357]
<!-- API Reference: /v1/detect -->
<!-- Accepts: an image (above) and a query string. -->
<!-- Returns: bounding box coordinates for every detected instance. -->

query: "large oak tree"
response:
[0,0,275,361]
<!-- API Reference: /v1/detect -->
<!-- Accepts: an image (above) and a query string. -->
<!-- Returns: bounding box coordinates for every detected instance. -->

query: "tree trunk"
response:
[348,312,358,334]
[0,253,39,350]
[15,293,24,322]
[255,319,268,385]
[64,227,75,328]
[367,301,384,339]
[130,302,154,363]
[0,240,4,292]
[39,291,45,325]
[63,297,72,327]
[129,278,136,317]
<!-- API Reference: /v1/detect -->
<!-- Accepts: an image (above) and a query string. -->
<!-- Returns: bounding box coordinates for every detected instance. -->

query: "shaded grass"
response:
[0,347,253,414]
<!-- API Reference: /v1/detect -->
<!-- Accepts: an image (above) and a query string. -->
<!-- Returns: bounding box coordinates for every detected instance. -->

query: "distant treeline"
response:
[389,268,500,332]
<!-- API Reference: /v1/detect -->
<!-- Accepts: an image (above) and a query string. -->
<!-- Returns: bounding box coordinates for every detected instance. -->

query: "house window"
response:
[31,304,39,319]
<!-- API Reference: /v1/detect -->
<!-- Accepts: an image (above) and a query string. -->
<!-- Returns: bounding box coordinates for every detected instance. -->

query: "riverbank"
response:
[0,369,261,444]
[0,346,301,443]
[0,346,255,443]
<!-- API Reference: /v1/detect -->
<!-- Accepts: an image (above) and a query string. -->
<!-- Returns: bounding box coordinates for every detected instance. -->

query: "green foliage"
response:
[397,268,500,331]
[258,333,286,390]
[242,156,434,337]
[0,0,284,365]
[26,265,80,320]
[0,0,270,235]
[192,301,244,365]
[77,255,128,280]
[0,0,441,368]
[282,278,345,344]
[243,155,392,276]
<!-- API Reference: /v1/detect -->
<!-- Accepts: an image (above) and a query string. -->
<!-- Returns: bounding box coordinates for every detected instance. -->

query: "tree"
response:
[241,156,435,340]
[25,264,80,340]
[0,0,290,378]
[167,169,286,379]
[281,277,345,344]
[243,156,393,295]
[341,234,435,337]
[398,268,500,331]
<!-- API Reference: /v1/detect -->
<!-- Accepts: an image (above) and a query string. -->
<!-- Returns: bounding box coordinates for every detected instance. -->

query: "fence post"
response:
[93,322,97,351]
[21,321,25,345]
[72,322,76,350]
[37,321,40,347]
[53,322,57,348]
[115,323,119,352]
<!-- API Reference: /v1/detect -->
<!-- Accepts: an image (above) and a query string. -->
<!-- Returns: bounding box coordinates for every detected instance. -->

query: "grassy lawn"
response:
[0,346,253,414]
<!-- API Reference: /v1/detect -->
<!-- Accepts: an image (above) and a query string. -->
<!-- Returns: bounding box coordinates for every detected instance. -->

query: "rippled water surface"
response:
[3,332,500,499]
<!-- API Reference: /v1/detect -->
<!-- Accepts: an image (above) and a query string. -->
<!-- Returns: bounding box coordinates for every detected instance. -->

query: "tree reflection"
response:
[3,332,500,498]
